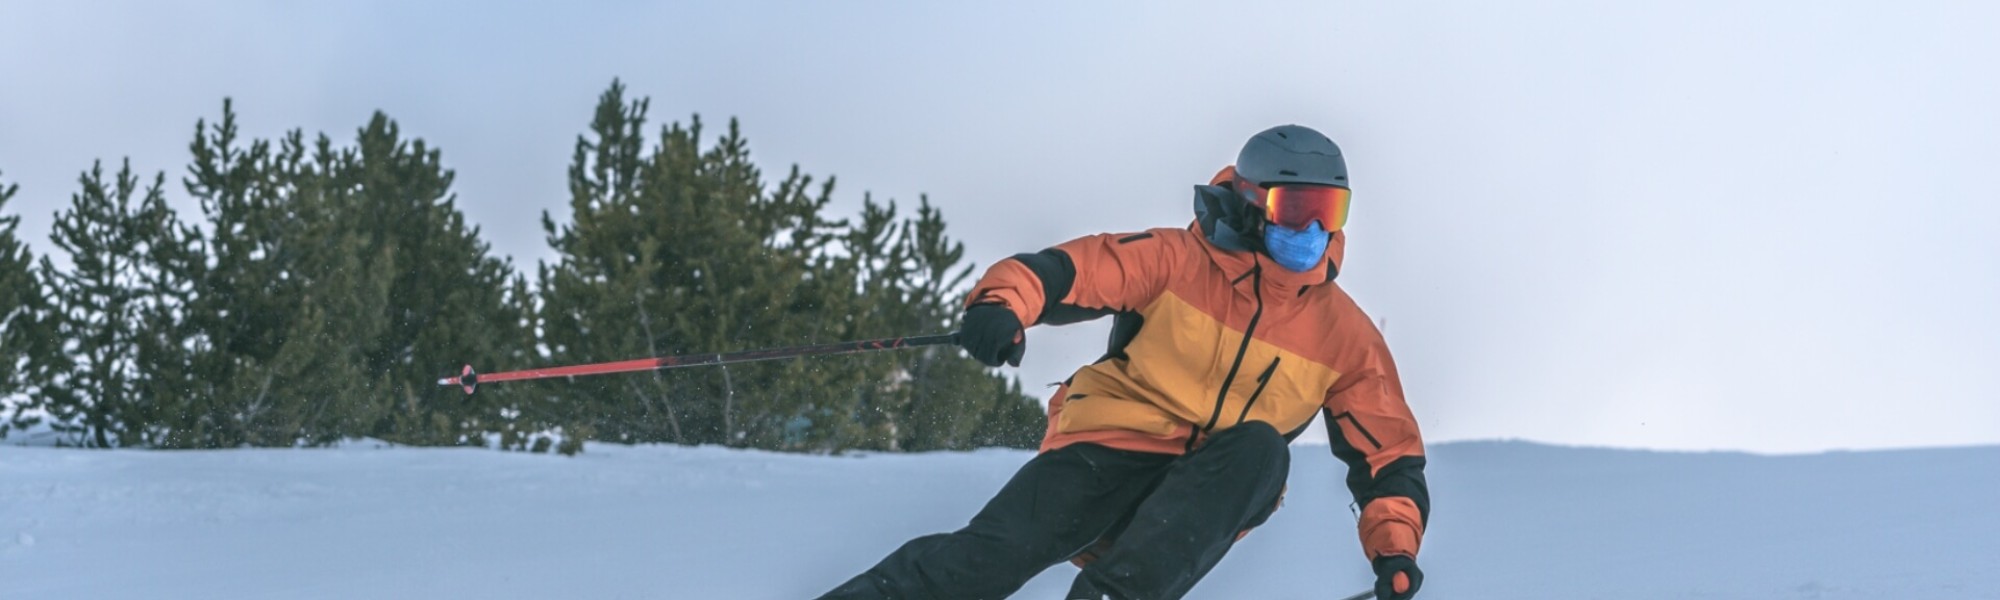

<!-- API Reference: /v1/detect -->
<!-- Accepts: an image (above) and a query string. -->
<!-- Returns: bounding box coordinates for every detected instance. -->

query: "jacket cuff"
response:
[1358,496,1425,560]
[966,258,1045,326]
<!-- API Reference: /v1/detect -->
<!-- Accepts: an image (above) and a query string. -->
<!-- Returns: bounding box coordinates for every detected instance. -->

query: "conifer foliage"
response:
[0,171,59,437]
[125,102,534,448]
[0,82,1043,452]
[536,81,1040,452]
[34,160,186,447]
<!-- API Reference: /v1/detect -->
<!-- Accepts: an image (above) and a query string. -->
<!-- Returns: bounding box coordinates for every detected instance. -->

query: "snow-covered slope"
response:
[2,441,1995,599]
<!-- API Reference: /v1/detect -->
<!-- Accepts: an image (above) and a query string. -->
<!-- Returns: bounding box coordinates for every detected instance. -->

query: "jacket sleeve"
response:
[966,229,1189,327]
[1322,328,1430,561]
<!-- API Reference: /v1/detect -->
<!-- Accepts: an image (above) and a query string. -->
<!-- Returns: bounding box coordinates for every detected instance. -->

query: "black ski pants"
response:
[816,421,1290,600]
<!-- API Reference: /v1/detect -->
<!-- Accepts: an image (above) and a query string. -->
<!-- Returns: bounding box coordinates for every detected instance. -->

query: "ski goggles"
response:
[1234,180,1352,231]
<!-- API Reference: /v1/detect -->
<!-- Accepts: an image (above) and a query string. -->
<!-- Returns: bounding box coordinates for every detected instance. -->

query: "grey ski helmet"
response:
[1234,125,1348,192]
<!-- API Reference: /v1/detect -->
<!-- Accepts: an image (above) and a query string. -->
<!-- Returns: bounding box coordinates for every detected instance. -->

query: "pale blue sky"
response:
[4,1,1996,452]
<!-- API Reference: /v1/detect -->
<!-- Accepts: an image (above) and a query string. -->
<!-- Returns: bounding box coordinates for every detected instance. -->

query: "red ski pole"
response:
[440,332,962,394]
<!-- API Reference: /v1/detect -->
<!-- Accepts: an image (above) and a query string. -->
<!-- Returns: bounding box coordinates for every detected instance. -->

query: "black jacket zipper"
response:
[1199,264,1265,439]
[1235,357,1282,426]
[1330,411,1384,450]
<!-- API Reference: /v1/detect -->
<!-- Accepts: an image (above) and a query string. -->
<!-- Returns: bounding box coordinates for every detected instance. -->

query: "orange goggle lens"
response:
[1263,185,1351,231]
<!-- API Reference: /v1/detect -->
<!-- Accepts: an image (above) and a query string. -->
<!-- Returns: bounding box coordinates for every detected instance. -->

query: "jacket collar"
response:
[1188,218,1342,296]
[1191,165,1345,295]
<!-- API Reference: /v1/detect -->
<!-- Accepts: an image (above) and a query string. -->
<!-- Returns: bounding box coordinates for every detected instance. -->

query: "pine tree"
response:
[155,100,527,448]
[342,112,531,447]
[539,81,868,450]
[148,102,398,447]
[534,81,662,449]
[158,102,277,446]
[891,198,1001,450]
[844,195,1045,451]
[126,166,204,447]
[17,87,1042,453]
[39,160,183,447]
[539,80,1042,453]
[239,130,397,446]
[0,170,58,437]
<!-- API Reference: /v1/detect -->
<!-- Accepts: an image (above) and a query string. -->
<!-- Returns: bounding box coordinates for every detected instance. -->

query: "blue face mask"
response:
[1264,221,1329,272]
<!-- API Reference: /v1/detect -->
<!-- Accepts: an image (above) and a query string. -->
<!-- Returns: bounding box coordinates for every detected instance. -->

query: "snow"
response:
[2,440,1996,599]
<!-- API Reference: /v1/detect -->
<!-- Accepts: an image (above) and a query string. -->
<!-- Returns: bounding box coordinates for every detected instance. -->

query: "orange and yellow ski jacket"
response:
[966,170,1430,562]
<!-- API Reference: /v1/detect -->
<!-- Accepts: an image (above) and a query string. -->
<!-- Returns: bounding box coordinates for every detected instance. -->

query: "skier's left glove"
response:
[1372,554,1423,600]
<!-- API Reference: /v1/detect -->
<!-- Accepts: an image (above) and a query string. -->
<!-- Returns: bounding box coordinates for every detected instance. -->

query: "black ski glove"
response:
[1372,555,1423,600]
[958,303,1025,367]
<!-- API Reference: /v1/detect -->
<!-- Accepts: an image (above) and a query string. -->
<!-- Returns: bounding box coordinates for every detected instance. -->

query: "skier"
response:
[817,125,1429,600]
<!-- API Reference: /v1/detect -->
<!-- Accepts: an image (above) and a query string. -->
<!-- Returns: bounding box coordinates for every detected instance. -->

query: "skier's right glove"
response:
[1372,554,1423,600]
[958,303,1026,367]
